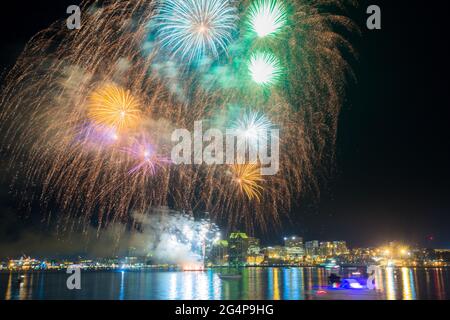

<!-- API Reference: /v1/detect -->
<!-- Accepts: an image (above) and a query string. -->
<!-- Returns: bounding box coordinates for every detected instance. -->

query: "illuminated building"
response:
[8,257,44,271]
[263,246,284,264]
[284,236,304,262]
[284,236,303,248]
[305,240,320,257]
[342,247,376,265]
[228,232,249,266]
[247,237,261,255]
[246,237,264,265]
[333,241,349,255]
[247,254,265,265]
[319,242,334,257]
[209,240,228,266]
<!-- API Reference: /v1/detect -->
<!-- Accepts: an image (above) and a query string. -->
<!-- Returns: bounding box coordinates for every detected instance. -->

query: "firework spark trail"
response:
[0,0,358,235]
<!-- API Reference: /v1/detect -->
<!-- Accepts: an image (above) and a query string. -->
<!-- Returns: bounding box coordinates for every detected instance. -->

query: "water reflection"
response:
[401,267,413,300]
[281,268,304,300]
[434,268,445,300]
[409,269,417,300]
[119,271,125,300]
[0,267,448,300]
[5,272,12,300]
[385,267,396,300]
[273,268,280,300]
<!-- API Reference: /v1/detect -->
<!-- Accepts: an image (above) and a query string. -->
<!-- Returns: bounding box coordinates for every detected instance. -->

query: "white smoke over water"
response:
[0,207,219,266]
[128,207,219,266]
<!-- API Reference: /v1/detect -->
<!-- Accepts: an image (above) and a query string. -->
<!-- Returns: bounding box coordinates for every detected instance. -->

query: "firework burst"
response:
[122,137,171,176]
[233,111,272,142]
[232,111,273,157]
[248,0,287,38]
[248,51,283,86]
[87,84,142,132]
[155,0,238,63]
[230,164,264,201]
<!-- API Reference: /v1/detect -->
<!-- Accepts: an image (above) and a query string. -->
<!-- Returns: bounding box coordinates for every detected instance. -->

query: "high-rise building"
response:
[305,240,320,256]
[319,242,334,257]
[333,241,349,255]
[284,236,304,260]
[228,232,249,266]
[284,236,303,248]
[209,240,228,266]
[264,246,285,263]
[247,237,261,255]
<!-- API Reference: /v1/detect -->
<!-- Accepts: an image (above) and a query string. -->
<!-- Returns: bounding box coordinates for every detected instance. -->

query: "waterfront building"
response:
[435,249,450,264]
[247,237,261,255]
[343,248,376,265]
[263,246,285,264]
[333,241,349,255]
[319,242,334,257]
[209,240,228,266]
[8,257,43,271]
[228,232,249,266]
[284,236,304,261]
[305,240,320,257]
[247,254,265,265]
[284,236,303,249]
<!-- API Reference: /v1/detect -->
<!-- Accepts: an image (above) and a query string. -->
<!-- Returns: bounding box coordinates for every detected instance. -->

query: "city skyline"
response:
[2,230,449,263]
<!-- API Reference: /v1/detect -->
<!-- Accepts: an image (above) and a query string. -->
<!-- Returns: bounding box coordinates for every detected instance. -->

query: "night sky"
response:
[0,0,449,254]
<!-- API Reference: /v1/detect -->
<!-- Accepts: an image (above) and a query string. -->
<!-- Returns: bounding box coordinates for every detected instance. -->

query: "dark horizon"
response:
[0,0,449,253]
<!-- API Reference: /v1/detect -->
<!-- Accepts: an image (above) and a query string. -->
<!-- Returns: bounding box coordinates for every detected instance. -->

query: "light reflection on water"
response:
[386,267,396,300]
[0,267,449,300]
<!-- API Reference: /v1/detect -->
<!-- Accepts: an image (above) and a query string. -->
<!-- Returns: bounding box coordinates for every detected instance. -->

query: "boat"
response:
[320,259,340,269]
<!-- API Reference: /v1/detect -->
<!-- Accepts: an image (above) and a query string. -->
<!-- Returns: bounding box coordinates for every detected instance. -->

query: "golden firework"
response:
[231,164,264,201]
[88,84,142,131]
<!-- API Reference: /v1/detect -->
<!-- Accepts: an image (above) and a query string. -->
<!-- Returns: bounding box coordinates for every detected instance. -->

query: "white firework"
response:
[155,0,238,63]
[248,0,287,38]
[248,51,283,86]
[232,111,273,158]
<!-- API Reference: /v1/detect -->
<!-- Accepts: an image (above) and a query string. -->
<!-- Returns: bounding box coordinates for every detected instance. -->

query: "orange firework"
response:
[231,164,264,201]
[88,84,142,132]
